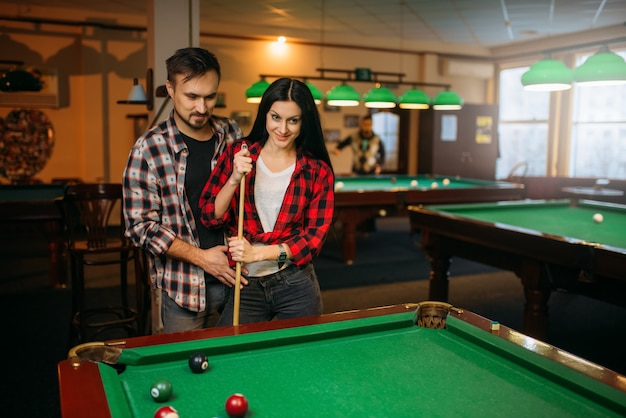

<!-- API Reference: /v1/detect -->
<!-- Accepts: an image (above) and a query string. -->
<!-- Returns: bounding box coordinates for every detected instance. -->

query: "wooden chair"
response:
[59,183,139,343]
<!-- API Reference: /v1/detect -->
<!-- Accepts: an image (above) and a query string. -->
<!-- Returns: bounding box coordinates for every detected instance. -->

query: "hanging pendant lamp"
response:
[364,84,397,108]
[432,90,463,110]
[245,78,270,103]
[326,83,360,106]
[573,47,626,86]
[521,58,572,91]
[398,88,430,109]
[305,81,323,105]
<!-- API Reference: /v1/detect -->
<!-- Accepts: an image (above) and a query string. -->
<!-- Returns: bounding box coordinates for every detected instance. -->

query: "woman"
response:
[200,78,335,325]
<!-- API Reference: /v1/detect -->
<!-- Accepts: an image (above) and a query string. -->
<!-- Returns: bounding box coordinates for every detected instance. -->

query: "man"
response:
[122,47,247,334]
[333,115,385,174]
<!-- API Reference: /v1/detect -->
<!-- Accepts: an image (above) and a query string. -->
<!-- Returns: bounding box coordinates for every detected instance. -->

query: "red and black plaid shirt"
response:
[200,140,335,266]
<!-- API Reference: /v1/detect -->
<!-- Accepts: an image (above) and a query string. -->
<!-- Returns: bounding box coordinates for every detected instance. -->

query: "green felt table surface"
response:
[98,311,626,418]
[424,199,626,251]
[333,174,497,191]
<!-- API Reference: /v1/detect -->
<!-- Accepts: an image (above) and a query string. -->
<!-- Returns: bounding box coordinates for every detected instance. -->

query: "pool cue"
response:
[233,170,246,326]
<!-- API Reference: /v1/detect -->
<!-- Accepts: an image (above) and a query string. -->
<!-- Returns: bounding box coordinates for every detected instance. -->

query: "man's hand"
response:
[198,245,248,287]
[166,239,248,288]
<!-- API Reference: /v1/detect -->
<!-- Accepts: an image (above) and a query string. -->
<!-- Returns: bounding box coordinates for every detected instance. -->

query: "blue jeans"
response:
[161,280,227,333]
[217,263,323,326]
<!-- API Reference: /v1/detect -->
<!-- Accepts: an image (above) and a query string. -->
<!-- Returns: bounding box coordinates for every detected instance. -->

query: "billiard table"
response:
[58,303,626,418]
[333,174,523,264]
[408,199,626,339]
[0,183,66,286]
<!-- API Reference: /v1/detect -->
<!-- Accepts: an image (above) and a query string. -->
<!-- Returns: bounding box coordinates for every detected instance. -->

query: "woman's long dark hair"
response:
[246,78,332,170]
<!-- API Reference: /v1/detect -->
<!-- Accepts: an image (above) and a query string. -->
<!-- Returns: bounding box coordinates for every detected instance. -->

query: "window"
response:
[497,49,626,181]
[496,67,550,179]
[569,50,626,179]
[372,111,400,171]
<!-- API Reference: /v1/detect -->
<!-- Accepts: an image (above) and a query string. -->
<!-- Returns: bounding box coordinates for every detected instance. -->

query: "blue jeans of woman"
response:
[217,263,323,326]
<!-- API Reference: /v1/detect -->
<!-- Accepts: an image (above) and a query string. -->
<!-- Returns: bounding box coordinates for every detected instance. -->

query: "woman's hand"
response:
[227,236,260,264]
[230,143,252,184]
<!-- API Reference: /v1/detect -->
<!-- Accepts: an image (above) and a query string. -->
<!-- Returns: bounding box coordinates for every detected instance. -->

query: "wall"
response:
[1,6,493,183]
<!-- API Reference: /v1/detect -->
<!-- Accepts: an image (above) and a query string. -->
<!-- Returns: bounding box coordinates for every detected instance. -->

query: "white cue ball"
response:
[335,181,344,191]
[431,182,438,189]
[593,213,603,223]
[410,180,418,187]
[442,178,450,186]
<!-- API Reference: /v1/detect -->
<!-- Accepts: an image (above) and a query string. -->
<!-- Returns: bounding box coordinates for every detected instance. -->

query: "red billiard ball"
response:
[225,393,249,417]
[188,352,209,373]
[154,405,179,418]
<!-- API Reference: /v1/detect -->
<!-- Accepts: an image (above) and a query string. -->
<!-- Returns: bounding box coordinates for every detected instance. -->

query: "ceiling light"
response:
[305,81,323,105]
[245,78,270,103]
[521,58,572,91]
[432,90,463,110]
[573,47,626,86]
[364,84,397,108]
[326,83,360,106]
[398,88,430,109]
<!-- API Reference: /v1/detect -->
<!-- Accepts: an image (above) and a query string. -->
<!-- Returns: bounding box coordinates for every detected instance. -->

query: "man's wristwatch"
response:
[277,244,287,268]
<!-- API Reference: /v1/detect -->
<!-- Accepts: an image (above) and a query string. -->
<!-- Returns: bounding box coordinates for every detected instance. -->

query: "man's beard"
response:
[175,108,210,131]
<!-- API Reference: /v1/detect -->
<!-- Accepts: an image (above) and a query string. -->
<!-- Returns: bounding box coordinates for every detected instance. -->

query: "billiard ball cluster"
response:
[151,352,250,418]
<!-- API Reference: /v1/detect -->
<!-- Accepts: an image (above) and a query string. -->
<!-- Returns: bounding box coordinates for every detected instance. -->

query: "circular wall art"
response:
[0,109,55,183]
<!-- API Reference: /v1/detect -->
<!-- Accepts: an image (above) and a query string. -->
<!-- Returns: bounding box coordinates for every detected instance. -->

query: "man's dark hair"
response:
[165,47,221,85]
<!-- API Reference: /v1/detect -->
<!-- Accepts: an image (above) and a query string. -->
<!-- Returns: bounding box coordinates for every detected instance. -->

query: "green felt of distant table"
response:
[426,199,626,250]
[58,305,626,418]
[332,174,523,264]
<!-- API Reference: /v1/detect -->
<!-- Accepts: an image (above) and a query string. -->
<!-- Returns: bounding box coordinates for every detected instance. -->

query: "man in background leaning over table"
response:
[333,114,385,174]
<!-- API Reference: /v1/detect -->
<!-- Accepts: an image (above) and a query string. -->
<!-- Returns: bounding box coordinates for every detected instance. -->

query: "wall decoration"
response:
[323,100,340,112]
[231,111,252,127]
[475,116,493,144]
[344,114,360,128]
[0,109,55,183]
[216,92,226,108]
[324,129,340,142]
[0,66,59,108]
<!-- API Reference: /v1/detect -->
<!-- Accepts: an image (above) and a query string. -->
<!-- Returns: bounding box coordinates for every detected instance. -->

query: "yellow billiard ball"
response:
[410,180,418,187]
[431,182,438,189]
[442,178,450,186]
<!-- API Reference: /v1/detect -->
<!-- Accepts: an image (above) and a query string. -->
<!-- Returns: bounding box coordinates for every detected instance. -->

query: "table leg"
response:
[45,219,66,288]
[421,232,452,301]
[519,260,550,339]
[341,220,356,265]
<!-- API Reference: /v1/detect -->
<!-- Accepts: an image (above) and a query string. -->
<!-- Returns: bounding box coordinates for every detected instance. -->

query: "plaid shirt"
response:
[122,111,243,312]
[200,140,335,267]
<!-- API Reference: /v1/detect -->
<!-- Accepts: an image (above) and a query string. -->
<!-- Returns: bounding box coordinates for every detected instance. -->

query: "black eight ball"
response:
[188,352,209,373]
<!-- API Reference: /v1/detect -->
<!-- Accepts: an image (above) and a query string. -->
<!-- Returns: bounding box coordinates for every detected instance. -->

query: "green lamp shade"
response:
[364,86,397,108]
[306,81,323,105]
[432,90,463,110]
[573,52,626,86]
[326,83,360,106]
[398,88,430,109]
[521,59,572,91]
[245,79,270,103]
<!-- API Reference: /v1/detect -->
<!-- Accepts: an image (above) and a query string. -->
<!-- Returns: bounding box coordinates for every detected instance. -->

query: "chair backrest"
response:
[62,183,124,250]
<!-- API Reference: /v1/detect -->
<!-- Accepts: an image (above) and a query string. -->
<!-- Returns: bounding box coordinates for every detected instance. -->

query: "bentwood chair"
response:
[59,183,139,343]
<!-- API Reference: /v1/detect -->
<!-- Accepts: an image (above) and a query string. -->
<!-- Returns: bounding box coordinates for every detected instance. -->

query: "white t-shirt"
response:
[244,155,295,277]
